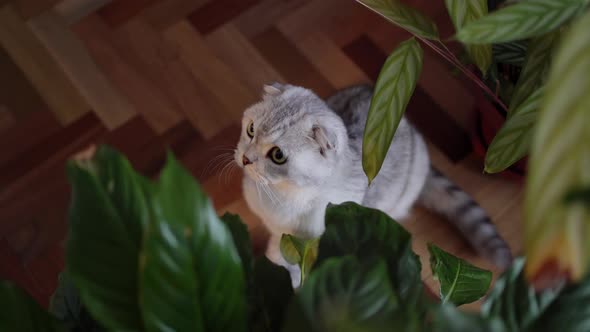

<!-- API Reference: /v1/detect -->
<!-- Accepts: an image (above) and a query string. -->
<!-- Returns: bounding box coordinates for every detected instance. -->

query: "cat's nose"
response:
[242,155,252,166]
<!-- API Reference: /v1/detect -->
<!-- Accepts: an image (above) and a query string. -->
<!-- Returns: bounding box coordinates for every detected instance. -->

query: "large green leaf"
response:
[428,244,492,306]
[524,9,590,284]
[140,154,246,332]
[484,88,543,173]
[509,31,560,112]
[318,202,423,306]
[456,0,587,44]
[356,0,438,39]
[493,41,528,66]
[362,38,423,183]
[66,147,147,330]
[481,258,559,332]
[0,281,64,332]
[432,304,507,332]
[445,0,492,74]
[529,275,590,331]
[284,256,399,332]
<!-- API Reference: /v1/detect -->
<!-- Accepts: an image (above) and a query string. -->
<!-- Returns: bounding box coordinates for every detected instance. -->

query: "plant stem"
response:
[417,36,509,113]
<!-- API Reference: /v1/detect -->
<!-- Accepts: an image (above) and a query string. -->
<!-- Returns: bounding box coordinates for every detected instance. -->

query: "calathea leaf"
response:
[356,0,438,39]
[493,41,528,66]
[140,153,246,332]
[318,202,424,306]
[445,0,492,74]
[283,256,399,332]
[65,146,147,330]
[509,31,560,112]
[524,9,590,285]
[0,281,65,332]
[481,258,560,332]
[484,88,543,173]
[456,0,587,44]
[432,304,507,332]
[428,244,492,306]
[362,37,423,183]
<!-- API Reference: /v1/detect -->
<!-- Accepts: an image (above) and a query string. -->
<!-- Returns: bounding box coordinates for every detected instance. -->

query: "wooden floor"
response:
[0,0,522,308]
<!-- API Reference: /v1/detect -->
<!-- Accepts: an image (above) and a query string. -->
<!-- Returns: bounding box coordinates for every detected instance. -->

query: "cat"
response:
[234,83,512,286]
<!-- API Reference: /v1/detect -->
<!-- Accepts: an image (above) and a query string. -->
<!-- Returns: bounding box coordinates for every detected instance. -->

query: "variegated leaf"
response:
[484,88,543,173]
[357,0,438,40]
[456,0,587,44]
[509,31,560,112]
[445,0,492,74]
[493,41,528,66]
[362,38,423,183]
[525,10,590,286]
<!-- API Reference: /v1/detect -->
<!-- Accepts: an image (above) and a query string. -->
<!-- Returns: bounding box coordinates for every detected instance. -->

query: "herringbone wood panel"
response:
[0,0,522,308]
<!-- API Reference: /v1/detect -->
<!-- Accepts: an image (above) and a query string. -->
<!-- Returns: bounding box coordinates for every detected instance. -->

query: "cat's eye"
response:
[246,121,255,138]
[268,146,287,164]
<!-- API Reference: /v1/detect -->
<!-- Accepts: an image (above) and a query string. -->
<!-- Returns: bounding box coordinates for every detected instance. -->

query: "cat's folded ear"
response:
[263,82,284,96]
[312,125,337,157]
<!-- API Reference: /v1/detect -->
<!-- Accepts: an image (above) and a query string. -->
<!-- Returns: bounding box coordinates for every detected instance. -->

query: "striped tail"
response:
[418,167,513,269]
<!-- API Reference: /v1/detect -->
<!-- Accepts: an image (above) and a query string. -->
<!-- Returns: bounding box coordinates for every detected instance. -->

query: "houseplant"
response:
[1,145,589,331]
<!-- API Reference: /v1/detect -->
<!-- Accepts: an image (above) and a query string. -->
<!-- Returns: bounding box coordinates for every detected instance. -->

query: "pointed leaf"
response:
[280,234,303,265]
[140,155,246,332]
[284,256,399,332]
[362,37,423,183]
[445,0,492,73]
[456,0,587,44]
[524,9,590,285]
[66,147,147,330]
[485,88,543,173]
[428,244,492,306]
[493,41,528,66]
[0,281,65,332]
[509,31,560,112]
[357,0,438,39]
[482,258,560,331]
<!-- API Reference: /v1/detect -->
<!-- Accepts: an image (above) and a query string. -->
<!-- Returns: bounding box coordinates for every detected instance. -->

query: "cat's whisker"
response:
[201,152,233,178]
[219,159,236,185]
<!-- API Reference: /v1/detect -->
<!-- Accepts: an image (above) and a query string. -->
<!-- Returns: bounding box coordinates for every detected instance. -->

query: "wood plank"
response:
[0,239,46,306]
[139,0,208,30]
[277,0,341,42]
[119,18,230,139]
[28,10,135,130]
[342,34,387,81]
[164,21,257,121]
[73,14,182,133]
[12,0,60,18]
[0,4,88,125]
[54,0,112,25]
[252,27,335,98]
[98,0,157,26]
[293,31,369,89]
[0,105,16,133]
[187,0,260,35]
[233,0,308,38]
[0,48,47,120]
[205,23,285,93]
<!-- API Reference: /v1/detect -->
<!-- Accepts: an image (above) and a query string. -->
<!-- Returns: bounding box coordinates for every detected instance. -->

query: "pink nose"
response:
[242,155,252,166]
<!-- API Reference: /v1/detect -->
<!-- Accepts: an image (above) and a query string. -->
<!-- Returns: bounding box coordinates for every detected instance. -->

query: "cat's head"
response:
[235,83,348,188]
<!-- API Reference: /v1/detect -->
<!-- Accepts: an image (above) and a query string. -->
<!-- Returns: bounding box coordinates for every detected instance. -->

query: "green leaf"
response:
[280,234,319,285]
[563,186,590,205]
[509,31,560,112]
[284,256,399,332]
[445,0,492,74]
[529,275,590,331]
[0,281,64,332]
[356,0,438,39]
[481,258,559,332]
[524,9,590,284]
[493,41,528,66]
[250,256,294,332]
[484,88,543,173]
[318,202,423,305]
[140,154,246,332]
[428,244,492,306]
[362,38,423,183]
[432,304,507,332]
[66,147,146,330]
[221,213,254,279]
[49,272,103,331]
[280,234,303,265]
[456,0,587,44]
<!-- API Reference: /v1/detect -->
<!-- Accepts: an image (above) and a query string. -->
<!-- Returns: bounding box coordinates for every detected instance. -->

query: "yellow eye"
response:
[246,121,255,138]
[268,146,287,164]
